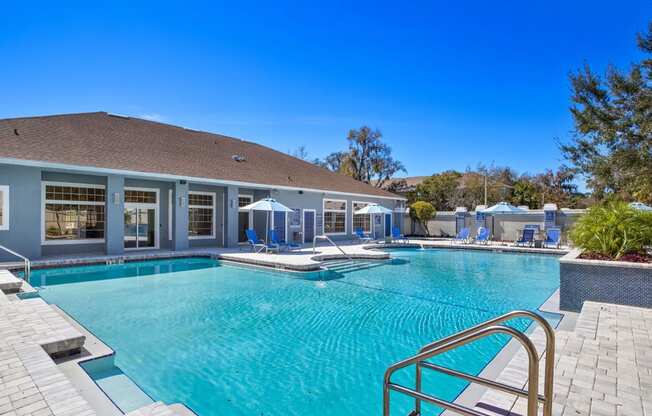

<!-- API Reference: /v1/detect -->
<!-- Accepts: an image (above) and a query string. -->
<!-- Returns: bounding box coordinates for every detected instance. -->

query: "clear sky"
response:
[1,1,650,178]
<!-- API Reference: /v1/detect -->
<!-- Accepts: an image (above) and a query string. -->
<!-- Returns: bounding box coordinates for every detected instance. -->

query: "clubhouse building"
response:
[0,112,406,260]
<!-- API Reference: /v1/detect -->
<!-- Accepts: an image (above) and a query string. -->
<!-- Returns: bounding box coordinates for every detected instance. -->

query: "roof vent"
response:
[107,113,130,119]
[232,154,247,162]
[13,129,19,136]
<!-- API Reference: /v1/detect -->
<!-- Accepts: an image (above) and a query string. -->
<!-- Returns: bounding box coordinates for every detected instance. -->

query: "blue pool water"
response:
[31,249,560,416]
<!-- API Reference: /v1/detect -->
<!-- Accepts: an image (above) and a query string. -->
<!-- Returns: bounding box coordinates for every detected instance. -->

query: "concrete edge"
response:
[559,248,652,269]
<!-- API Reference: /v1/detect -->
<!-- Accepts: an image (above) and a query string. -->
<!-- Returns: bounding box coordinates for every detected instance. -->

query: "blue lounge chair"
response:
[474,227,491,244]
[543,227,561,248]
[452,227,470,244]
[391,226,409,243]
[269,229,300,251]
[245,229,279,253]
[515,228,535,247]
[354,227,372,243]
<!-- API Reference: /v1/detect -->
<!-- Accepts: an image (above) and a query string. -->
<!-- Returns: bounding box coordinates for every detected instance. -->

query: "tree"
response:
[316,126,406,188]
[511,179,541,209]
[534,168,581,208]
[413,171,462,210]
[289,145,310,161]
[410,201,435,236]
[561,23,652,203]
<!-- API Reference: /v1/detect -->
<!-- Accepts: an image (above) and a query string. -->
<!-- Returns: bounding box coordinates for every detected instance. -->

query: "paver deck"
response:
[0,269,23,292]
[470,302,652,416]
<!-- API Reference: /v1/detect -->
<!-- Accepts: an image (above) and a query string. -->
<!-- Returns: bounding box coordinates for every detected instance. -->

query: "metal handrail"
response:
[312,235,353,261]
[383,310,555,416]
[0,244,31,281]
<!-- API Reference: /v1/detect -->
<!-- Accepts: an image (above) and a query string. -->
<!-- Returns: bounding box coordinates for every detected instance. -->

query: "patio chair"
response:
[245,229,279,253]
[514,228,535,247]
[543,227,561,248]
[391,226,409,243]
[268,229,300,251]
[452,227,470,245]
[474,227,491,245]
[354,227,372,243]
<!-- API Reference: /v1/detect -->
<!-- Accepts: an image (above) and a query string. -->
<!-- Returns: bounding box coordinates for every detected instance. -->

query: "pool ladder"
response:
[0,244,31,281]
[383,310,555,416]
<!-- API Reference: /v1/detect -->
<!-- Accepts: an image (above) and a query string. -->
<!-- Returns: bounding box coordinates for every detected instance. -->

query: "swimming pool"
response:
[30,249,560,416]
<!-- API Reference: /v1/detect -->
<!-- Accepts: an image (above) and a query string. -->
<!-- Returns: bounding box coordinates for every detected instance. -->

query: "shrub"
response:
[410,201,436,236]
[569,201,652,259]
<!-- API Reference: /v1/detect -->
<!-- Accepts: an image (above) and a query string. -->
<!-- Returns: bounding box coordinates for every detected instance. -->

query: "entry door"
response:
[385,214,392,237]
[124,205,158,249]
[303,210,315,243]
[238,212,250,242]
[273,211,286,241]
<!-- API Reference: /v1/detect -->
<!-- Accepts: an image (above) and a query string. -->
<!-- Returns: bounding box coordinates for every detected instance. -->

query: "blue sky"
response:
[1,1,650,179]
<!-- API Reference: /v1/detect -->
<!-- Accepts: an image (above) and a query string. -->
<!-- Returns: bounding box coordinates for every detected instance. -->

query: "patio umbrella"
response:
[482,202,526,214]
[354,203,392,239]
[241,198,294,243]
[629,202,652,212]
[482,202,526,241]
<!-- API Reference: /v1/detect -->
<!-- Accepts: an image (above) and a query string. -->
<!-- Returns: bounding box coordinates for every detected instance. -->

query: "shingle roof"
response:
[0,112,402,199]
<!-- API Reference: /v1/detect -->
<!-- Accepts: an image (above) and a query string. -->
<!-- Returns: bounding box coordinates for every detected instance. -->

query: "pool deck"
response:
[451,301,652,416]
[0,238,568,276]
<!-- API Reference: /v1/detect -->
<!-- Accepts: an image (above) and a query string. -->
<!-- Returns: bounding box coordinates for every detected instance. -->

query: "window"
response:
[189,192,215,239]
[323,199,346,234]
[289,208,301,228]
[238,196,253,208]
[352,201,371,232]
[43,183,105,243]
[125,190,157,203]
[0,185,9,231]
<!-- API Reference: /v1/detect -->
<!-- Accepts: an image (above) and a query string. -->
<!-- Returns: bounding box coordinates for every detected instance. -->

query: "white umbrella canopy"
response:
[354,203,392,239]
[482,202,526,214]
[354,203,392,215]
[241,198,294,213]
[629,202,652,212]
[240,198,294,243]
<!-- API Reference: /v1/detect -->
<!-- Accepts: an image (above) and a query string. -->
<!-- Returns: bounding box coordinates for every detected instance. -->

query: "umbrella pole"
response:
[266,212,269,244]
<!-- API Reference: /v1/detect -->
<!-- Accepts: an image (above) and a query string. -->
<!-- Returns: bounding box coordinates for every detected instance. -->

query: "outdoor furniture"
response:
[269,229,300,251]
[542,227,561,248]
[354,227,372,243]
[474,227,491,245]
[514,228,535,247]
[452,227,470,244]
[391,226,409,243]
[245,229,279,253]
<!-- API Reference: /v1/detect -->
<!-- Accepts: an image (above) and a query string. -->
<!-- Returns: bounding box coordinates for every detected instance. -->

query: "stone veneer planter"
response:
[559,249,652,312]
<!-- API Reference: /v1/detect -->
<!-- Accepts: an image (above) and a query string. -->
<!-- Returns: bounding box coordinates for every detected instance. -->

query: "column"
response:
[174,181,189,251]
[224,185,239,247]
[105,175,125,255]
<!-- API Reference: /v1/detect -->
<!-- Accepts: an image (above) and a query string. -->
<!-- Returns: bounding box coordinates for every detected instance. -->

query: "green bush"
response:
[410,201,435,236]
[569,201,652,259]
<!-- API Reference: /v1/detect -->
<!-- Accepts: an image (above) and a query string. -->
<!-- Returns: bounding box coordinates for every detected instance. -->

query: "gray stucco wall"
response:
[0,164,42,261]
[560,251,652,312]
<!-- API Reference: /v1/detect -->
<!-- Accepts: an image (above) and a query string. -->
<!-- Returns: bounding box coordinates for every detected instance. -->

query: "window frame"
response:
[188,191,216,240]
[41,181,106,245]
[0,185,9,231]
[352,201,372,233]
[322,198,347,236]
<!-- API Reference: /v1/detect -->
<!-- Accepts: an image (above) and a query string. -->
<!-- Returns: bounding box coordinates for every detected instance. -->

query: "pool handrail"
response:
[383,310,555,416]
[312,235,353,261]
[0,244,31,281]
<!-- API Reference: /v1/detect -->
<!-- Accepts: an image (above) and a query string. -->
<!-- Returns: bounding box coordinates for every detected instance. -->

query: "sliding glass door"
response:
[124,188,159,250]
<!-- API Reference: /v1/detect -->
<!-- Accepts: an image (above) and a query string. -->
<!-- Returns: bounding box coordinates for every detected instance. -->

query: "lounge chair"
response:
[391,226,409,243]
[543,227,561,248]
[354,227,372,243]
[452,227,470,244]
[515,228,535,247]
[474,227,491,244]
[245,229,279,253]
[269,229,300,251]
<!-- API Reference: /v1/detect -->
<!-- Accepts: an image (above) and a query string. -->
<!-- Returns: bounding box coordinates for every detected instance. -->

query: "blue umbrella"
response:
[482,202,526,214]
